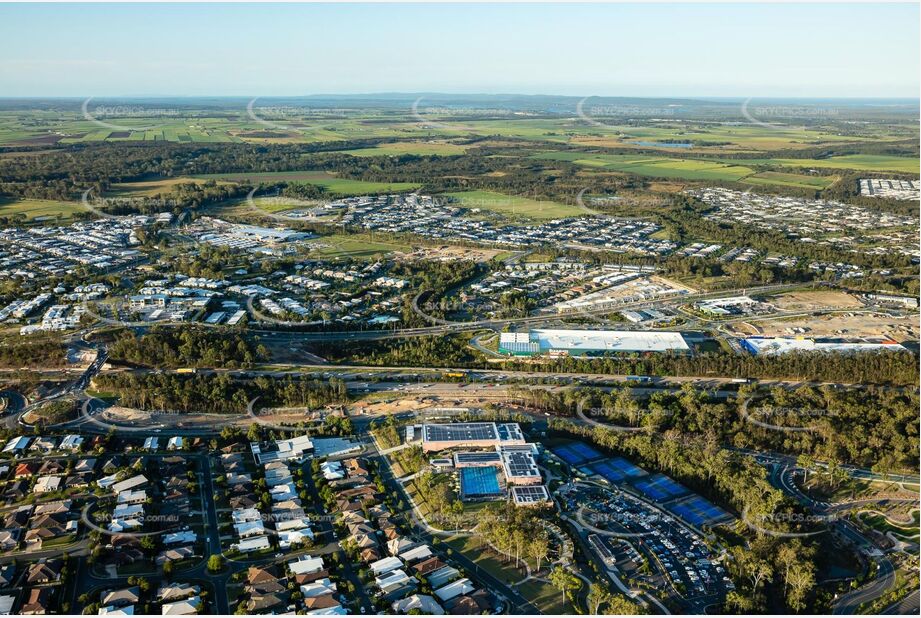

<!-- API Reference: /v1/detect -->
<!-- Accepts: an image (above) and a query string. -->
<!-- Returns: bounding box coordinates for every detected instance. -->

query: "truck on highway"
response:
[730,378,753,384]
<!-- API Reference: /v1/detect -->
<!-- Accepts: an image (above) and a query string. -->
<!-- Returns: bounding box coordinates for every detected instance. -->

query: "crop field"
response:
[530,151,902,185]
[443,189,586,220]
[0,198,90,222]
[765,154,919,174]
[193,170,420,196]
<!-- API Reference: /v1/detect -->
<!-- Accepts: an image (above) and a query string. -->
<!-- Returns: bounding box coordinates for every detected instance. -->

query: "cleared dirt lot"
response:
[767,290,863,311]
[395,245,506,263]
[727,310,920,340]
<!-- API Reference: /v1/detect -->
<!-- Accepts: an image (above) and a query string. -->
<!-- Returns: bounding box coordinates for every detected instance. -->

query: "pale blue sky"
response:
[1,2,918,98]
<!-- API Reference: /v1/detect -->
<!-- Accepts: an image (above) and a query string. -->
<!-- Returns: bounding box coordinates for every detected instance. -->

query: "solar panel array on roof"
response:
[588,534,615,561]
[454,451,502,467]
[423,423,498,442]
[497,423,524,442]
[510,485,550,505]
[501,450,540,479]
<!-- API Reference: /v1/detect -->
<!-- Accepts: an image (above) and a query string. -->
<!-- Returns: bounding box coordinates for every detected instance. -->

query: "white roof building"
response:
[161,596,201,616]
[111,475,148,494]
[60,435,85,450]
[289,555,325,576]
[392,595,444,616]
[34,476,62,493]
[376,569,411,593]
[300,578,336,598]
[2,436,31,454]
[232,535,270,553]
[234,520,266,539]
[231,508,262,524]
[370,556,404,576]
[434,578,475,602]
[399,544,432,564]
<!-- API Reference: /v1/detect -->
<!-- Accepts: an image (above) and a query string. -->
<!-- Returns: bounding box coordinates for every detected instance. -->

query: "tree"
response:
[587,583,610,615]
[786,563,816,611]
[549,566,579,607]
[162,559,174,578]
[207,554,223,573]
[604,593,641,615]
[529,534,550,573]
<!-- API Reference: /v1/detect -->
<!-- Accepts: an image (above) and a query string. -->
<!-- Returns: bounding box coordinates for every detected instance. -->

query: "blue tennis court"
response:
[589,461,629,483]
[552,443,603,466]
[569,442,603,461]
[669,495,731,527]
[590,457,647,483]
[460,467,502,499]
[632,473,689,502]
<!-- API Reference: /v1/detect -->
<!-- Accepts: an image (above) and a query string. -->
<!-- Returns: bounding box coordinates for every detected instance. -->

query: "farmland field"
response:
[443,190,587,220]
[530,151,903,185]
[0,198,90,222]
[744,171,838,189]
[530,152,756,182]
[762,154,919,174]
[107,177,233,196]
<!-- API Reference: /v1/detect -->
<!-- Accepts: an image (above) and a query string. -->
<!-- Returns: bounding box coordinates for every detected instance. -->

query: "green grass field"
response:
[0,198,90,221]
[532,150,900,184]
[444,189,585,220]
[531,151,755,181]
[194,170,420,196]
[745,171,838,189]
[768,154,919,174]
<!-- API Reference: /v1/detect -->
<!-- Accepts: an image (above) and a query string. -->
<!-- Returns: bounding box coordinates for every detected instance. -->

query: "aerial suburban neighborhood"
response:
[0,1,918,617]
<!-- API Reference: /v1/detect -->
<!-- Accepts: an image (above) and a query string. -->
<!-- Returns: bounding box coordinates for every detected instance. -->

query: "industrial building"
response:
[741,337,906,356]
[408,422,526,453]
[499,328,690,356]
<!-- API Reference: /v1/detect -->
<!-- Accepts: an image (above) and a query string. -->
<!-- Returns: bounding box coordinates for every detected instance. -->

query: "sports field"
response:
[444,190,585,220]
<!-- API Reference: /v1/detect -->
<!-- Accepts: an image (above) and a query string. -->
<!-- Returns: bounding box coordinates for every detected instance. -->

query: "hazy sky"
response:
[1,2,918,98]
